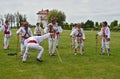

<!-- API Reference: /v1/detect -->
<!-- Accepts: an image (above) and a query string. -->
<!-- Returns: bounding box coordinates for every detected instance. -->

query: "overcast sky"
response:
[0,0,120,24]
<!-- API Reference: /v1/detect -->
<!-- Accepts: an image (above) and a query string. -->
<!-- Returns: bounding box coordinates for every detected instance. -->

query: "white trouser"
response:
[56,34,60,46]
[101,38,110,53]
[48,38,56,54]
[72,37,75,46]
[20,39,25,55]
[20,43,25,55]
[75,38,84,54]
[4,37,10,49]
[22,43,44,61]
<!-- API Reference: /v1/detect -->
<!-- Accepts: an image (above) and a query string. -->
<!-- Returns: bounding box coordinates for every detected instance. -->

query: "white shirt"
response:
[70,28,85,39]
[57,26,63,33]
[97,26,110,38]
[24,33,51,46]
[34,26,42,35]
[16,27,33,37]
[44,23,58,33]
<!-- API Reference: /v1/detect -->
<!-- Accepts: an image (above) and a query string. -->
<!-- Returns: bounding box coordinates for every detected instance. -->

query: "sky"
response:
[0,0,120,25]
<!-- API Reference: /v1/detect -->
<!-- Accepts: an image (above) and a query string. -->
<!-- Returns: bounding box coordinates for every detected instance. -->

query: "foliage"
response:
[84,20,94,28]
[110,20,118,28]
[47,9,66,26]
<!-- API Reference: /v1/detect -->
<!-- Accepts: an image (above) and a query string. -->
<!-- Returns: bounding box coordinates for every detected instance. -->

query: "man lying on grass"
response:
[22,33,54,63]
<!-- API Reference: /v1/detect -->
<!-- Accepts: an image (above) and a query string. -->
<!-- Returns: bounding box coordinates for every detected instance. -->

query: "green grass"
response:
[0,29,120,79]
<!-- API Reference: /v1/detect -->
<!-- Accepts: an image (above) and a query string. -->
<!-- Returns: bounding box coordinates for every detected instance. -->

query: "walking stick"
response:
[16,35,19,56]
[8,34,19,56]
[55,49,62,63]
[96,35,98,53]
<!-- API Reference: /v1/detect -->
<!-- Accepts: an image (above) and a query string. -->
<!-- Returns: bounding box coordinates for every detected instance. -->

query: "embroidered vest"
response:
[77,29,82,37]
[22,27,31,39]
[102,27,107,37]
[36,26,41,34]
[4,25,10,34]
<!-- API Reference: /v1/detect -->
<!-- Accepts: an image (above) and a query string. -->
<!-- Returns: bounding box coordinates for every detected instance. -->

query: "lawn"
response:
[0,29,120,79]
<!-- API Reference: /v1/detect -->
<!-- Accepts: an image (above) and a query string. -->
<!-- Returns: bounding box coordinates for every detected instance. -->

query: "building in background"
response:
[37,9,49,28]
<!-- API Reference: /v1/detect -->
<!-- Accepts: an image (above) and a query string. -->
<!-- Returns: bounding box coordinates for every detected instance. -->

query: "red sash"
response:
[28,40,37,43]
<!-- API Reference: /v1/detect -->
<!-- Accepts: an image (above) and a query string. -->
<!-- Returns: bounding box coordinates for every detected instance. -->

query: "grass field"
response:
[0,29,120,79]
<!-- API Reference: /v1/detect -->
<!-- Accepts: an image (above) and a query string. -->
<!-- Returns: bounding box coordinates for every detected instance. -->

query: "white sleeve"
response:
[81,28,85,39]
[97,28,102,36]
[58,26,63,33]
[44,27,48,33]
[28,28,33,36]
[106,27,110,38]
[34,27,37,34]
[16,27,21,34]
[70,29,76,36]
[38,33,50,42]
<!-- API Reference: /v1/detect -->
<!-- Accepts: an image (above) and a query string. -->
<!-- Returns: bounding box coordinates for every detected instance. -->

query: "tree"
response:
[14,12,27,27]
[110,20,118,28]
[94,22,100,30]
[4,12,27,28]
[84,20,94,28]
[47,9,66,26]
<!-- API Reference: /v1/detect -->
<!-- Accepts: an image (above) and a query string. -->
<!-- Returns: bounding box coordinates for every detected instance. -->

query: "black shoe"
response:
[36,58,43,62]
[51,53,56,56]
[108,53,111,56]
[100,53,105,55]
[56,45,58,48]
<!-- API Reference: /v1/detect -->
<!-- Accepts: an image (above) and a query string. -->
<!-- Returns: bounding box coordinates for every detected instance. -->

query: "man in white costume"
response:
[70,23,85,55]
[44,18,59,56]
[22,33,54,62]
[55,26,63,48]
[96,21,111,56]
[70,23,77,48]
[16,22,32,56]
[0,20,12,49]
[34,22,42,36]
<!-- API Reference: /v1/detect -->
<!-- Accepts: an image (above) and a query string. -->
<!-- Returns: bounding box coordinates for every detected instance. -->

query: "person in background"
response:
[70,23,77,48]
[16,22,32,56]
[34,22,42,36]
[0,20,12,49]
[44,18,59,56]
[96,21,111,56]
[70,23,85,55]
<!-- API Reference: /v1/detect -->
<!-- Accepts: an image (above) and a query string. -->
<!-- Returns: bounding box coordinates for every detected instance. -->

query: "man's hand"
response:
[106,38,110,41]
[96,34,98,39]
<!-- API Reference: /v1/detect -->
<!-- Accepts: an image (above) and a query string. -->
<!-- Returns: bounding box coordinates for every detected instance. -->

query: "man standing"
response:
[22,33,54,62]
[70,23,77,48]
[55,26,63,48]
[34,22,42,36]
[70,23,85,55]
[96,21,111,56]
[44,18,59,56]
[16,22,32,56]
[0,20,12,49]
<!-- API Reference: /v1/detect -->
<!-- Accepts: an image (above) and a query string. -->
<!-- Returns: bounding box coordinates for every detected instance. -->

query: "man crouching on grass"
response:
[22,33,54,63]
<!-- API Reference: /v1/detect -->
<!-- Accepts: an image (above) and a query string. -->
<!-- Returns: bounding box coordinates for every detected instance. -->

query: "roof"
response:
[37,9,49,15]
